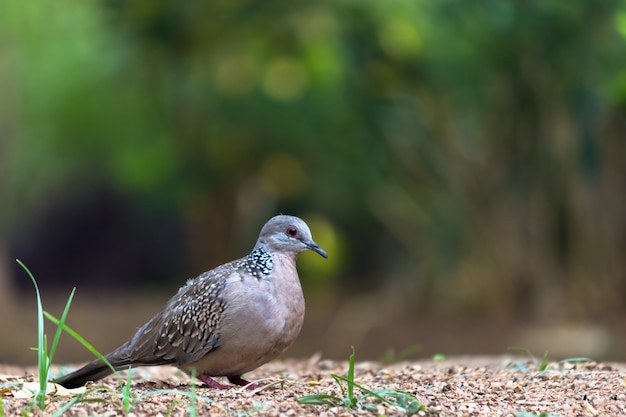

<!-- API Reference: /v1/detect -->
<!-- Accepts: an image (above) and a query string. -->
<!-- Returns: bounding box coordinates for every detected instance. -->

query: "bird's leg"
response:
[227,375,259,389]
[196,374,232,390]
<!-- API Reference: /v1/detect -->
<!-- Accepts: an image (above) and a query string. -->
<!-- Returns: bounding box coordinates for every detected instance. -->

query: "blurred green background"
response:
[1,0,625,365]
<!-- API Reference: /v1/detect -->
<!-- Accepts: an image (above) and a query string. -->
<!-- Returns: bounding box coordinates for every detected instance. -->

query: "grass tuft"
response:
[298,347,425,414]
[507,347,549,371]
[17,259,76,409]
[507,347,595,374]
[381,344,422,364]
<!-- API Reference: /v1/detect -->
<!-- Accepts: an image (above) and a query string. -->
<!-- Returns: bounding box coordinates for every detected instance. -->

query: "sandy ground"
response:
[1,355,625,416]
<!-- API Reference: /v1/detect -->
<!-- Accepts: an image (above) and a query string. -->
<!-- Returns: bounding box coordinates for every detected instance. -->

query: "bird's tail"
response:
[53,359,118,389]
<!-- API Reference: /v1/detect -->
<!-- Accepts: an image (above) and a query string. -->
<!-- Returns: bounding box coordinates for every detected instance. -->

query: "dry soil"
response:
[1,355,625,416]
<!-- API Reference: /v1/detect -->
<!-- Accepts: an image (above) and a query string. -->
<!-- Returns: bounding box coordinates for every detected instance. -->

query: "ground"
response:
[1,355,625,416]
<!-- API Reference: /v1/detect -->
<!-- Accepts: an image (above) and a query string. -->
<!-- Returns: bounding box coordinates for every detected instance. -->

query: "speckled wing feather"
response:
[53,261,235,388]
[111,249,275,367]
[112,263,234,367]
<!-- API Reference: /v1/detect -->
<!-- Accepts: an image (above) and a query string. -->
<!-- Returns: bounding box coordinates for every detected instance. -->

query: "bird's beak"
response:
[304,240,328,259]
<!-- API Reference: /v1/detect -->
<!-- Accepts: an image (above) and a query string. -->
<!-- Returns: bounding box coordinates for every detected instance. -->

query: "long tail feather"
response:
[53,359,116,389]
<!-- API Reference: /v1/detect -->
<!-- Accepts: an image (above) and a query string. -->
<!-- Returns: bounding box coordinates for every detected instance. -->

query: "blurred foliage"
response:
[1,0,626,320]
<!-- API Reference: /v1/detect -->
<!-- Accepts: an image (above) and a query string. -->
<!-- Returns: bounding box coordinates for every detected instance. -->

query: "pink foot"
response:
[196,374,232,390]
[228,375,259,390]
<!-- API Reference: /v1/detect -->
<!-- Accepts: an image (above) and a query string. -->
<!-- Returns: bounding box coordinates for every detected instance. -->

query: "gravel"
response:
[1,355,625,416]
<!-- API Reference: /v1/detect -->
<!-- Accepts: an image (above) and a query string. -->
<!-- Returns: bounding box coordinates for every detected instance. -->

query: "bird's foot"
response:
[196,374,233,390]
[196,374,259,390]
[228,375,260,390]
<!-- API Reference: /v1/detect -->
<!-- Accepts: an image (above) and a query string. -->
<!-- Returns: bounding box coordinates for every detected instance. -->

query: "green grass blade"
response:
[46,288,76,375]
[332,374,388,403]
[122,367,133,412]
[297,394,342,406]
[333,375,414,406]
[189,369,197,417]
[557,357,594,364]
[16,259,47,408]
[509,346,538,365]
[505,361,529,371]
[330,373,347,399]
[382,344,422,364]
[366,389,425,413]
[51,394,85,417]
[347,346,355,402]
[44,312,116,375]
[51,387,112,417]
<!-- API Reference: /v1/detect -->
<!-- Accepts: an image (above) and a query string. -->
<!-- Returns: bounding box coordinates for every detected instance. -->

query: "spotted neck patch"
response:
[242,248,274,279]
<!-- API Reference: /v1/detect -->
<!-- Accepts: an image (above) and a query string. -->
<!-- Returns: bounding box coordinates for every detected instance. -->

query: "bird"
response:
[53,214,327,390]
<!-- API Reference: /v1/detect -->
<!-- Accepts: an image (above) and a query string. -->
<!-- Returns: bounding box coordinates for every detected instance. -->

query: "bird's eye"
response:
[285,226,299,238]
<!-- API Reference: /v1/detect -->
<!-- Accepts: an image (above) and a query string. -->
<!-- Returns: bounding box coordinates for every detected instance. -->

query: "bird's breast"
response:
[225,257,304,343]
[190,256,305,376]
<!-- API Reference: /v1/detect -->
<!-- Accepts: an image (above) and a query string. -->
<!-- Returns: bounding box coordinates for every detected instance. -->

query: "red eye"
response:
[285,226,299,238]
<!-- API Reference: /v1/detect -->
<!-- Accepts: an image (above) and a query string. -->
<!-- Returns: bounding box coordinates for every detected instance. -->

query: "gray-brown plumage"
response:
[54,215,327,389]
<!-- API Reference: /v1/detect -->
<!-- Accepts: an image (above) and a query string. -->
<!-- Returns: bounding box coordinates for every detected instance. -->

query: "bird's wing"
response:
[110,264,234,367]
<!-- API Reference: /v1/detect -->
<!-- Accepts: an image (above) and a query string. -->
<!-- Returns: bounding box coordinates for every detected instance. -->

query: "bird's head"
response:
[255,215,328,259]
